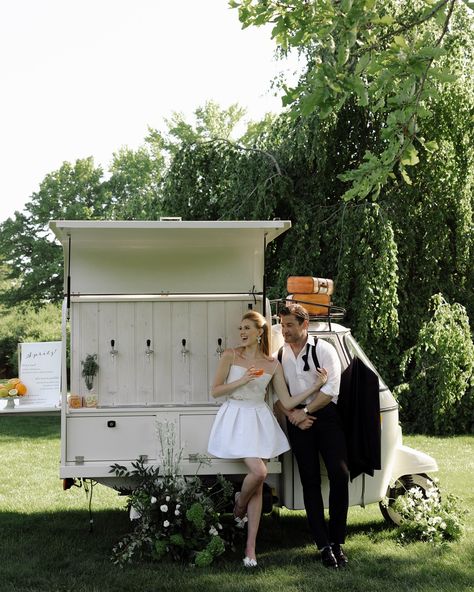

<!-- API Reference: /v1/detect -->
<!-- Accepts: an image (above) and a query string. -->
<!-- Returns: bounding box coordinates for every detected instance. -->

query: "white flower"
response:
[176,504,181,509]
[163,520,170,528]
[175,509,180,516]
[150,496,157,504]
[165,495,171,502]
[209,526,218,536]
[440,521,447,530]
[129,506,141,520]
[217,523,223,530]
[160,504,168,512]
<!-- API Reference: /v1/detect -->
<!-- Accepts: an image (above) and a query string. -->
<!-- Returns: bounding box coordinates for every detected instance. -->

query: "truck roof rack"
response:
[270,298,346,331]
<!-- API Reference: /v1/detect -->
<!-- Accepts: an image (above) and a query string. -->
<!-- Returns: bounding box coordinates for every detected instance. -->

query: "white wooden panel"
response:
[153,302,172,402]
[171,302,190,403]
[97,303,119,407]
[179,413,217,457]
[189,302,208,403]
[70,302,81,396]
[206,301,226,402]
[134,302,154,405]
[75,302,99,397]
[225,300,245,350]
[66,416,158,461]
[115,303,135,405]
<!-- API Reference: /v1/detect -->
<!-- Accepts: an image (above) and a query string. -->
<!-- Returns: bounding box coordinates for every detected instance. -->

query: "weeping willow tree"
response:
[159,2,474,394]
[161,92,472,391]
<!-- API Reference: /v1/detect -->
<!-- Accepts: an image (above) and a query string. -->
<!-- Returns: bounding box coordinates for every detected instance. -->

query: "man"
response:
[275,304,349,568]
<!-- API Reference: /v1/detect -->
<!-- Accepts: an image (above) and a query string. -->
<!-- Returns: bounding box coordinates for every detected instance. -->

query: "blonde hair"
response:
[241,310,270,356]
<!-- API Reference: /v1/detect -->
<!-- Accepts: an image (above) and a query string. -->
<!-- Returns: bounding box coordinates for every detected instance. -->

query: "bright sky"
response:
[0,0,297,222]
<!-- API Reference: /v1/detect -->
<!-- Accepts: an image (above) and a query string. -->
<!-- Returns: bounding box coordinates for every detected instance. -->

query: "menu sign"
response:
[19,342,62,408]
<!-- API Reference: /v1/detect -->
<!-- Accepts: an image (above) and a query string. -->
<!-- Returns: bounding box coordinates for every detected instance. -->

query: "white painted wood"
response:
[70,297,265,407]
[66,415,158,461]
[97,302,118,407]
[171,301,191,404]
[50,220,291,296]
[134,302,154,405]
[189,301,208,403]
[152,301,173,403]
[179,413,217,457]
[76,302,99,397]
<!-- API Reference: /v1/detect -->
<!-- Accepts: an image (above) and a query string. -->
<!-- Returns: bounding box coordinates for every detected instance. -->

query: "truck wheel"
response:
[379,473,437,526]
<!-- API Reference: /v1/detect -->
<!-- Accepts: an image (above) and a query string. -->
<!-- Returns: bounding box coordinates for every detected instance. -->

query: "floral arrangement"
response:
[389,479,467,545]
[110,421,235,567]
[81,354,99,391]
[0,378,27,398]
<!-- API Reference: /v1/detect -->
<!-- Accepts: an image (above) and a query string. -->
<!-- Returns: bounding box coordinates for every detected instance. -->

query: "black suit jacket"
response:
[337,356,381,481]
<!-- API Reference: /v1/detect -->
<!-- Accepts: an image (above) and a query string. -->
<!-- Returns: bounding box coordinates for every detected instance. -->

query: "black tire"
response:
[379,473,437,526]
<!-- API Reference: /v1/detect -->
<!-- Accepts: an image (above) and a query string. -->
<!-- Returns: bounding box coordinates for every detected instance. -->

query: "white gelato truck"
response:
[51,219,437,522]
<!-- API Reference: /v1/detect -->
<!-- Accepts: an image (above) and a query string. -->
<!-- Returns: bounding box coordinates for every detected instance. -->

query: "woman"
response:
[207,310,327,567]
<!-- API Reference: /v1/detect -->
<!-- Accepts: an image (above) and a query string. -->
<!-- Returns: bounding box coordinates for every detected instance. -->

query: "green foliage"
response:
[150,100,247,157]
[105,145,164,220]
[335,202,400,374]
[0,157,109,308]
[395,294,474,435]
[231,0,474,201]
[110,422,235,567]
[0,302,61,378]
[81,354,99,391]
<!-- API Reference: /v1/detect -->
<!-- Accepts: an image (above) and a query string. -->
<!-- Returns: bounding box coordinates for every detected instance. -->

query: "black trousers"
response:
[287,402,349,549]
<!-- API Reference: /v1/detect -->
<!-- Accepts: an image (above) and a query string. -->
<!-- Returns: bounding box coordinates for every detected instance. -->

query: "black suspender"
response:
[278,338,319,370]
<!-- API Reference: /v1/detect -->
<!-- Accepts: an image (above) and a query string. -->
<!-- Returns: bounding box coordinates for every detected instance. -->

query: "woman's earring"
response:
[257,335,261,344]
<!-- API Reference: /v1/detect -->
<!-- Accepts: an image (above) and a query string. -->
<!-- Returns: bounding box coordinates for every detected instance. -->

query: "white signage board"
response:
[18,341,62,408]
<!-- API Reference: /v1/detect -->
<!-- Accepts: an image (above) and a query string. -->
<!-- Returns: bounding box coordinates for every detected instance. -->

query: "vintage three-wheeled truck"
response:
[50,218,438,524]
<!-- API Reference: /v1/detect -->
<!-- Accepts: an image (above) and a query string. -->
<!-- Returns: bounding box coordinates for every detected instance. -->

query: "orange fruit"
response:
[16,382,27,395]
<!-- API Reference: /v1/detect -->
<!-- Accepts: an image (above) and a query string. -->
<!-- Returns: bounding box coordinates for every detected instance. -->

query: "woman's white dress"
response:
[207,364,290,459]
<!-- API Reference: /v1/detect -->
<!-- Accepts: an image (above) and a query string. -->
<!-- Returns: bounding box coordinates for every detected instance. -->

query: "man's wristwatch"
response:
[303,406,309,415]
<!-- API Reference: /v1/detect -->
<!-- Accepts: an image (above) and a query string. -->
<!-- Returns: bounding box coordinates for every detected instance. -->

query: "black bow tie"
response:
[301,343,311,371]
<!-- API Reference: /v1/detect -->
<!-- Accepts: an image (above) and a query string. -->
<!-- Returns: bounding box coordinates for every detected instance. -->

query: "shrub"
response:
[0,303,62,377]
[395,294,474,434]
[110,421,235,567]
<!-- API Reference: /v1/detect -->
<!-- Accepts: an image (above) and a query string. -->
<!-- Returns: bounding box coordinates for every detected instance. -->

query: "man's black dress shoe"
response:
[331,544,348,567]
[320,546,338,568]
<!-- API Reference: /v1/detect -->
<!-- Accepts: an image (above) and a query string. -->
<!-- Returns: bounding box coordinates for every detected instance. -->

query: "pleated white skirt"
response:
[207,398,290,459]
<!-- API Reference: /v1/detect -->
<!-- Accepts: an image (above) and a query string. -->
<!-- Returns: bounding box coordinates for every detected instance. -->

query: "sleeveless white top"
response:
[207,364,290,459]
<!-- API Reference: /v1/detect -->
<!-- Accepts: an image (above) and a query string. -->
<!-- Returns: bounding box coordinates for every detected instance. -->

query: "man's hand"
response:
[297,417,314,430]
[288,408,316,428]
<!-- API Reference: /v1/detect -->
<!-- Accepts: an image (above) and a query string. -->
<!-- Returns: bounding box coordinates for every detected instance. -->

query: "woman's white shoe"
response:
[243,556,258,568]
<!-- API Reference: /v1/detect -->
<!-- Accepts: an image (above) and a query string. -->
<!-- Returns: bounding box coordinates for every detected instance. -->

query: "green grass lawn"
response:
[0,416,473,592]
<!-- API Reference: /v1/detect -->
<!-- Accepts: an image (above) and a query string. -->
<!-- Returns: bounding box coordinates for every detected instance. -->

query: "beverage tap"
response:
[216,337,224,358]
[110,339,118,359]
[145,339,154,359]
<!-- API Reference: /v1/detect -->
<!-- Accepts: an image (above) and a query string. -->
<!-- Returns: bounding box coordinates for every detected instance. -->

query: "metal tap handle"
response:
[110,339,118,353]
[145,338,154,357]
